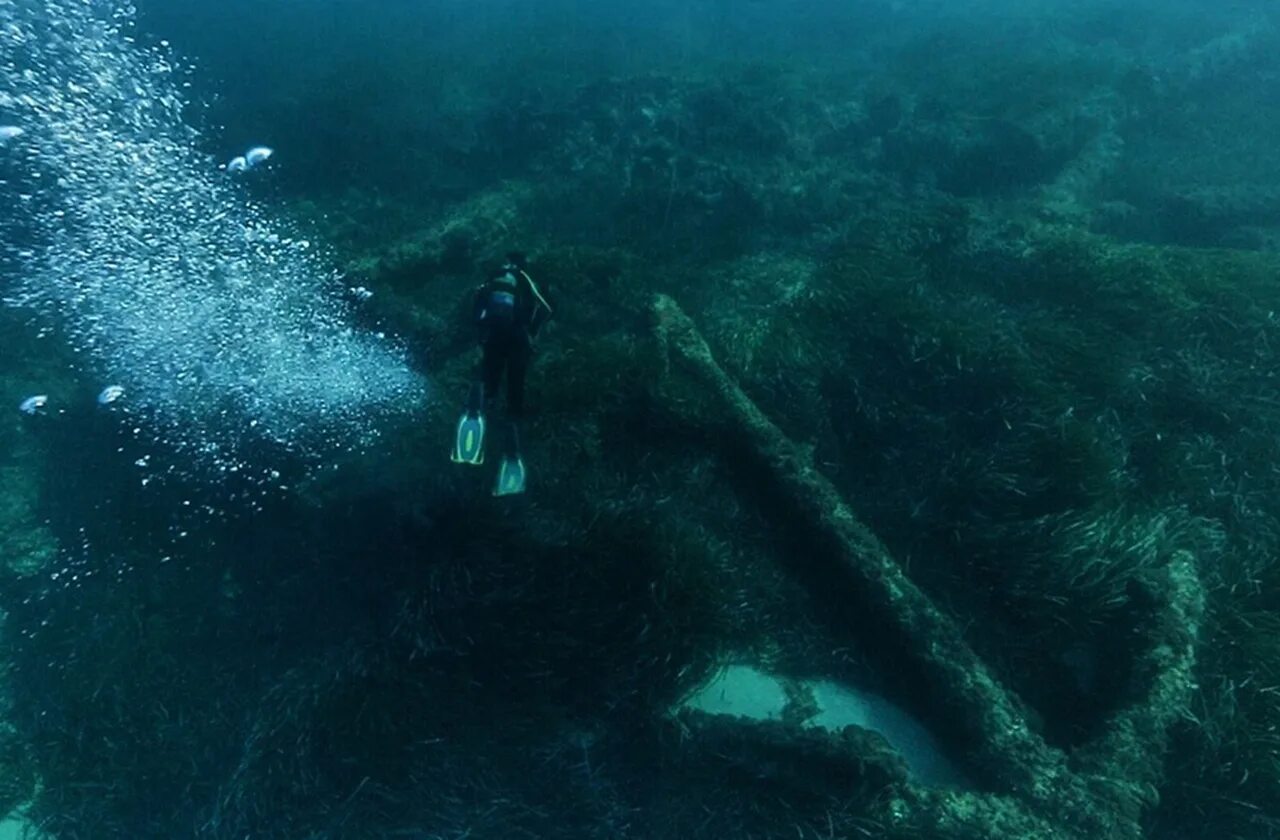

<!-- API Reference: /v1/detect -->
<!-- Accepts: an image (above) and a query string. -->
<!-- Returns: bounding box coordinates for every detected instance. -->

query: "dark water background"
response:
[2,1,1280,838]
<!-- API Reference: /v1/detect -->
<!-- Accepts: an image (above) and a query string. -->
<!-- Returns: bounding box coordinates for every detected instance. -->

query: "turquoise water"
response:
[2,1,1279,838]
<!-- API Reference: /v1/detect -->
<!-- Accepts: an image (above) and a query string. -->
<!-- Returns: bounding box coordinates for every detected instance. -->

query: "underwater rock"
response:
[1152,185,1280,248]
[1040,121,1123,221]
[1180,14,1277,85]
[673,707,913,811]
[347,182,533,284]
[937,119,1058,197]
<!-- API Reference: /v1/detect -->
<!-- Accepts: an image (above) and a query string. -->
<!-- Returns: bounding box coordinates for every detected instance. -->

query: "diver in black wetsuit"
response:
[473,252,552,420]
[451,252,552,495]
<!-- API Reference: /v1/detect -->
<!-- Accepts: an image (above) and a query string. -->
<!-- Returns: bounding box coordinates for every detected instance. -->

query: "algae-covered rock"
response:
[0,466,56,579]
[345,181,536,286]
[0,723,35,825]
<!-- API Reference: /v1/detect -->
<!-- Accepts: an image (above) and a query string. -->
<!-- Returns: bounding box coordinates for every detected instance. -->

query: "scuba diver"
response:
[451,252,553,496]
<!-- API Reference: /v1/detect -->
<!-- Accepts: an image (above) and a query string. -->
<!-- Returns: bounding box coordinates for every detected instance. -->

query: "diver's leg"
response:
[506,336,531,419]
[480,340,504,415]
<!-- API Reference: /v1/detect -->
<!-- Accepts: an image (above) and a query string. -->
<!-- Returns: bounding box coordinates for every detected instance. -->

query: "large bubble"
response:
[0,0,426,474]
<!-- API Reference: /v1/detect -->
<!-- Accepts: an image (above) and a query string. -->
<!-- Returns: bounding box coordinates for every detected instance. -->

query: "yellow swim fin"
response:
[492,422,526,496]
[493,454,526,496]
[451,382,485,466]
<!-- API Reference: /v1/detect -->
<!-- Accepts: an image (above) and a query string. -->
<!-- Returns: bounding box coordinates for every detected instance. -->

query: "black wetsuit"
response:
[473,263,551,418]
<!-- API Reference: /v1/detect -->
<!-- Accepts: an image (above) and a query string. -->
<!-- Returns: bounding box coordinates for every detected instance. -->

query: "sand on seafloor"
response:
[679,663,969,788]
[0,812,31,839]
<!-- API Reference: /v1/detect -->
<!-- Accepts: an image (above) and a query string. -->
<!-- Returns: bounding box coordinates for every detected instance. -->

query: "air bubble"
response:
[2,0,427,483]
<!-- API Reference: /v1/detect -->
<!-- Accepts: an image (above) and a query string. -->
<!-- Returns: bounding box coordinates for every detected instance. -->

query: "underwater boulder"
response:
[938,119,1058,197]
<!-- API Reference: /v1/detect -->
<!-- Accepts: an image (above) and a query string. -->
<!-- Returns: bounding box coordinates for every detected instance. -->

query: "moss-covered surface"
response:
[5,2,1280,837]
[0,311,68,582]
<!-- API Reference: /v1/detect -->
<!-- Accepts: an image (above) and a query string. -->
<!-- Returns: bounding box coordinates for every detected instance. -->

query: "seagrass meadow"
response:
[2,1,1280,838]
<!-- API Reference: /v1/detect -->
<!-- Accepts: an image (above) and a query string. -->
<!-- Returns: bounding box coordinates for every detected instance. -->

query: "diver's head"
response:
[502,251,527,272]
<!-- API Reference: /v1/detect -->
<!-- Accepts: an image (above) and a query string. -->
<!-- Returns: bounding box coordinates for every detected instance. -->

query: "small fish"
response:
[0,125,24,142]
[245,146,273,167]
[18,394,47,415]
[226,156,248,173]
[350,285,373,302]
[97,385,125,405]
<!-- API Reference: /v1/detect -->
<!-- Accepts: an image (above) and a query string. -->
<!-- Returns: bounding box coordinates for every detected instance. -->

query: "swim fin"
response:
[493,423,526,497]
[451,382,486,466]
